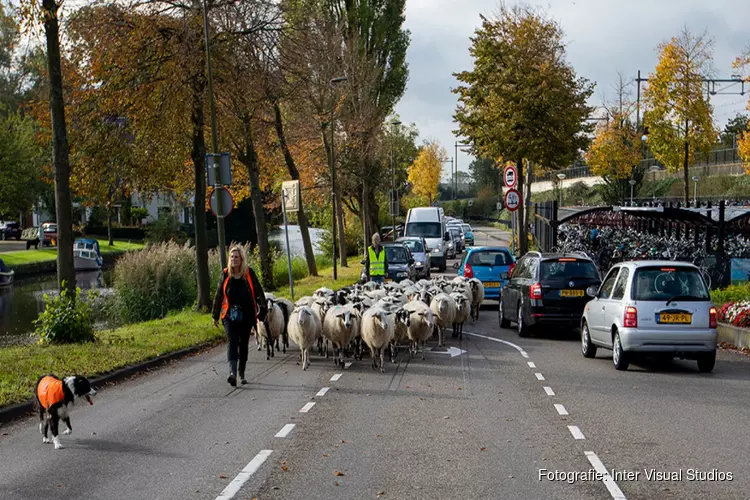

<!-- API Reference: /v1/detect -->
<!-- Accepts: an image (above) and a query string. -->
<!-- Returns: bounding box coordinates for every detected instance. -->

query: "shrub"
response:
[113,242,197,323]
[711,283,750,306]
[34,284,96,344]
[318,225,361,257]
[145,215,188,244]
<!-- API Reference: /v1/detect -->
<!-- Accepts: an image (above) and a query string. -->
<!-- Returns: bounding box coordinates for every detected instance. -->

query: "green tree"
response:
[468,158,500,194]
[453,5,593,255]
[720,113,748,147]
[0,110,44,216]
[644,28,716,205]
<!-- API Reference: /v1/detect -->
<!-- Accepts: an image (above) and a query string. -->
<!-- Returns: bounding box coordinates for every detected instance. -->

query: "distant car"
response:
[500,252,602,336]
[581,261,717,372]
[396,237,430,279]
[447,226,463,255]
[41,223,57,246]
[456,246,515,300]
[0,221,21,240]
[461,224,475,246]
[382,242,416,283]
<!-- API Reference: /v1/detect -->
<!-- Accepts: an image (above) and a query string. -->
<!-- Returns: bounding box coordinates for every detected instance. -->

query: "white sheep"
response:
[361,306,395,373]
[288,306,322,370]
[468,278,485,322]
[450,292,470,340]
[323,304,360,368]
[403,299,434,360]
[257,301,283,360]
[430,293,456,347]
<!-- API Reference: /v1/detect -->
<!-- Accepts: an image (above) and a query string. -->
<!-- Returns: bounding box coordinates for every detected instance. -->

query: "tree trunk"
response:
[683,119,690,205]
[43,0,75,296]
[516,157,527,256]
[239,117,273,290]
[190,80,211,311]
[273,102,317,276]
[107,205,113,246]
[525,161,533,235]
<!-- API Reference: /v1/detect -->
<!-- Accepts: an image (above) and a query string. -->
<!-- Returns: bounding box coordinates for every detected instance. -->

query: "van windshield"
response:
[405,222,441,239]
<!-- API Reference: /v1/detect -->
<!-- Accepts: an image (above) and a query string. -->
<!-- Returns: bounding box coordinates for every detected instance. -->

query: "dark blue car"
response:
[456,246,515,299]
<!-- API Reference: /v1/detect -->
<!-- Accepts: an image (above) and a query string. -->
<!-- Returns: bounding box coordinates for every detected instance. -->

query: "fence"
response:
[533,200,558,252]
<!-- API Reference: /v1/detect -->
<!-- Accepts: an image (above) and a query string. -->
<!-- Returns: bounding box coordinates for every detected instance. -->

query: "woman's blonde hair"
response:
[228,244,248,277]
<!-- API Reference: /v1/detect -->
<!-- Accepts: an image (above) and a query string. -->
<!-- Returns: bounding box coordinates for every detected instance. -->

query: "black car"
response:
[383,243,416,283]
[1,222,21,240]
[499,252,602,336]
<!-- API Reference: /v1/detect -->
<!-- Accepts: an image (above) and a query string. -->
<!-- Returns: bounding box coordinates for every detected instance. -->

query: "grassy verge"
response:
[0,263,360,409]
[1,239,144,267]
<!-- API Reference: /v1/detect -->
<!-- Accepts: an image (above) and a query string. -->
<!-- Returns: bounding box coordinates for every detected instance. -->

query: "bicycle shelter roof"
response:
[558,205,719,227]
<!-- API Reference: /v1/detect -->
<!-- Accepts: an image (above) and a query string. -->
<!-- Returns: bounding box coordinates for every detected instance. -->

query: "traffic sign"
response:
[504,188,521,212]
[503,165,518,188]
[282,180,300,212]
[206,153,232,187]
[209,187,234,217]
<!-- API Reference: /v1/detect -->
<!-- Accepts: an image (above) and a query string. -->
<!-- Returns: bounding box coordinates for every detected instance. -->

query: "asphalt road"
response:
[1,226,748,500]
[0,239,27,253]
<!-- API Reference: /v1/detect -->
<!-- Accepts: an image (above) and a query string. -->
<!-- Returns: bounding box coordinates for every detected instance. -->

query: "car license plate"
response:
[484,281,501,288]
[560,289,584,297]
[658,313,691,324]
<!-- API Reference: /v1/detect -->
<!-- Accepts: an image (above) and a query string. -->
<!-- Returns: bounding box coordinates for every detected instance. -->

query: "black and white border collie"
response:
[34,374,96,450]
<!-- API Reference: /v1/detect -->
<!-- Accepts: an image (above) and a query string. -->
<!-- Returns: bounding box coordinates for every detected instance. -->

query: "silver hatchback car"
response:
[580,261,717,372]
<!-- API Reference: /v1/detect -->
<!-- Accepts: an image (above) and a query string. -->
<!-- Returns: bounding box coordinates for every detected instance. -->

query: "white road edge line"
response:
[568,425,586,440]
[535,372,545,381]
[299,402,316,413]
[584,451,628,500]
[554,404,569,416]
[527,361,536,368]
[316,387,330,397]
[544,386,555,396]
[464,332,526,355]
[215,449,273,500]
[330,373,343,381]
[274,424,295,438]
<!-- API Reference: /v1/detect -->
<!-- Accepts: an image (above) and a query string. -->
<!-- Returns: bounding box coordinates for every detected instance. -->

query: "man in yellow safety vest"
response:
[365,232,388,283]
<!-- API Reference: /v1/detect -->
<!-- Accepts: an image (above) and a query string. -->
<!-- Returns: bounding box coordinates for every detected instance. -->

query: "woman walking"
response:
[212,245,266,386]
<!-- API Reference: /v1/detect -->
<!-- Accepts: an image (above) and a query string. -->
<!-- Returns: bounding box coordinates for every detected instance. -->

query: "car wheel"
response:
[439,261,446,272]
[498,296,510,328]
[517,301,529,337]
[697,350,716,373]
[581,322,597,358]
[612,331,629,371]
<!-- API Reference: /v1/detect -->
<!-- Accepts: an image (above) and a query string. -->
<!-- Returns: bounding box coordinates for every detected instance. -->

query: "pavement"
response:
[1,226,748,500]
[0,240,27,253]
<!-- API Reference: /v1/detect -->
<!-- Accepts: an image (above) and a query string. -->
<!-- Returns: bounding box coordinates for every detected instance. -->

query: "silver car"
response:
[581,261,717,372]
[397,237,431,279]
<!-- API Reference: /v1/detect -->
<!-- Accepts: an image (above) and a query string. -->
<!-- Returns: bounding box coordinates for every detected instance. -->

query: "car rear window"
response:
[461,224,471,232]
[401,240,424,253]
[468,250,512,267]
[541,259,599,280]
[632,266,710,301]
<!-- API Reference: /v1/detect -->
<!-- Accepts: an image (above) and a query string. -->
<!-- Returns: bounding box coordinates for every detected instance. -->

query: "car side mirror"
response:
[452,262,460,269]
[586,286,598,298]
[360,259,366,265]
[444,232,450,241]
[501,272,509,279]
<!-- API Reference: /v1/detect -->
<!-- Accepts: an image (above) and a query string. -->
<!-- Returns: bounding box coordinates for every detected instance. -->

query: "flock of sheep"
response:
[255,276,485,373]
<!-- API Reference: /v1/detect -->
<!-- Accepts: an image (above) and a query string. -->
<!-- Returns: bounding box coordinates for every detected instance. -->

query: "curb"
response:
[0,340,222,426]
[477,229,511,244]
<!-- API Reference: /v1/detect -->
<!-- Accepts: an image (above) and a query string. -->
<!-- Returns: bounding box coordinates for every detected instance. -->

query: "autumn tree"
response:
[644,28,716,205]
[0,111,45,217]
[408,141,445,205]
[733,53,750,170]
[453,5,593,255]
[586,114,641,204]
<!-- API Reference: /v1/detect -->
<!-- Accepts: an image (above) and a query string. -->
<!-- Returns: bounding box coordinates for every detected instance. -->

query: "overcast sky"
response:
[395,0,750,181]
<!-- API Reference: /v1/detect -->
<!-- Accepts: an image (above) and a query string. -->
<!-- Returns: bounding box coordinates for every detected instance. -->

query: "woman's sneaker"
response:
[227,374,237,387]
[240,378,248,385]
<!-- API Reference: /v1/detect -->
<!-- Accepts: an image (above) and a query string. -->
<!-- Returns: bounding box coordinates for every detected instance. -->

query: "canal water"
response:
[0,225,325,341]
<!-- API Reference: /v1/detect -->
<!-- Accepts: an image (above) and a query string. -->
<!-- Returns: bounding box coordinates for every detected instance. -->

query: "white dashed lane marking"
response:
[344,362,353,369]
[544,386,555,396]
[330,373,342,381]
[316,387,330,397]
[275,424,295,438]
[585,451,628,500]
[568,425,586,440]
[299,402,316,413]
[554,404,569,416]
[215,449,273,500]
[535,373,545,381]
[527,361,536,368]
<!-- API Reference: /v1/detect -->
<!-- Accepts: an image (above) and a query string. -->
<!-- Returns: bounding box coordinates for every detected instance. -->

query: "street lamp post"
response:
[692,175,700,207]
[556,173,566,207]
[390,119,401,240]
[629,179,637,205]
[329,76,347,280]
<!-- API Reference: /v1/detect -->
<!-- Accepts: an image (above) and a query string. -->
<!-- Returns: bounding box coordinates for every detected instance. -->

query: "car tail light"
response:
[624,306,638,328]
[709,307,717,328]
[508,262,516,277]
[530,283,542,300]
[463,264,473,278]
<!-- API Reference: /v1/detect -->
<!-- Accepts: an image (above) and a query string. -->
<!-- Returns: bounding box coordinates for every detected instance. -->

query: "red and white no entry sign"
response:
[503,165,518,188]
[504,188,521,212]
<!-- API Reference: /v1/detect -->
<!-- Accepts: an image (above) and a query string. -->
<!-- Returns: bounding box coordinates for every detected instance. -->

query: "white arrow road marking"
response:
[585,451,627,500]
[430,346,467,357]
[215,449,273,500]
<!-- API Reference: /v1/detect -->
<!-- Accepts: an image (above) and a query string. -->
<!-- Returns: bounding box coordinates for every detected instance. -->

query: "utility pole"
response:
[202,0,227,269]
[391,120,401,240]
[454,142,470,200]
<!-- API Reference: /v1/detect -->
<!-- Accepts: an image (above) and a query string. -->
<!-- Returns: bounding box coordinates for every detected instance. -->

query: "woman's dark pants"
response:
[223,319,251,376]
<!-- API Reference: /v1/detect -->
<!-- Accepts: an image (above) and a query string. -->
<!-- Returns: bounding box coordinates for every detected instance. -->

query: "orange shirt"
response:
[37,376,65,409]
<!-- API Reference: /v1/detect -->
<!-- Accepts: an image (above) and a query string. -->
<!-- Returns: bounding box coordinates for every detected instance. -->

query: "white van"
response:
[404,207,449,271]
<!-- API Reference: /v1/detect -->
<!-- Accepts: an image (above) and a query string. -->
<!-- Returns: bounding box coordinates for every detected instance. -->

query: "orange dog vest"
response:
[37,376,65,409]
